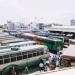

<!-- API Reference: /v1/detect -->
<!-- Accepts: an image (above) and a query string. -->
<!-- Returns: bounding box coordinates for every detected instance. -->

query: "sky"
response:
[0,0,75,25]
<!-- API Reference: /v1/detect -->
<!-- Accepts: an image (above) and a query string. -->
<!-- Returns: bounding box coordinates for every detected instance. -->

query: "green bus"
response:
[35,36,64,53]
[0,45,50,75]
[22,33,64,53]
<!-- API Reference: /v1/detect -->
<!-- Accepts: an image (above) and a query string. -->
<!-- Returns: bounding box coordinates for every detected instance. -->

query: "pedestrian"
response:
[48,56,52,64]
[44,64,47,72]
[43,61,49,72]
[23,66,29,74]
[46,60,49,67]
[39,62,44,72]
[51,55,57,69]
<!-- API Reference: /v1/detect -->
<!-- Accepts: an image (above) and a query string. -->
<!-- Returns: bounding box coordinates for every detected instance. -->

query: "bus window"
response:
[40,51,44,55]
[28,54,32,58]
[11,57,16,62]
[16,52,22,56]
[0,56,3,59]
[10,54,16,57]
[37,51,40,56]
[57,42,61,50]
[0,60,3,64]
[3,55,9,58]
[51,42,55,50]
[22,52,27,55]
[23,55,27,59]
[11,48,19,51]
[17,56,22,60]
[4,58,10,63]
[33,43,36,45]
[33,52,37,57]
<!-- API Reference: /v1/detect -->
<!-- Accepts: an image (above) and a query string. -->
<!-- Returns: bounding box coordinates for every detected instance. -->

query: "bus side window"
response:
[3,55,9,58]
[22,52,27,59]
[0,60,3,64]
[10,54,16,62]
[28,53,32,58]
[4,58,10,64]
[33,43,36,45]
[0,56,3,59]
[37,51,40,56]
[3,55,10,64]
[28,51,33,58]
[10,54,16,57]
[17,56,22,60]
[40,51,44,55]
[33,52,37,57]
[11,57,16,62]
[23,55,27,59]
[0,56,3,64]
[16,52,22,60]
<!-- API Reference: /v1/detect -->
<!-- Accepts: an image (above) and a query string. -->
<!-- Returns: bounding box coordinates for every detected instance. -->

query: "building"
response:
[7,21,16,31]
[36,23,44,30]
[70,19,75,26]
[3,21,29,33]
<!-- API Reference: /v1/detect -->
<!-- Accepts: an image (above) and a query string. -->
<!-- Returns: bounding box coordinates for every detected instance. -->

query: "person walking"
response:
[23,66,29,74]
[51,55,57,69]
[11,66,16,75]
[39,62,44,72]
[43,61,48,72]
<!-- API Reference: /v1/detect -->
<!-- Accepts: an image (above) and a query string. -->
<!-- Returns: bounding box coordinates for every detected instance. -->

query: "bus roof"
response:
[0,45,47,55]
[0,38,25,44]
[37,35,62,42]
[23,33,62,42]
[0,40,36,49]
[8,40,36,46]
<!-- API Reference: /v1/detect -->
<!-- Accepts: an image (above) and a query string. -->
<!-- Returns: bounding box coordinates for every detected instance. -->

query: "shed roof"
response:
[62,45,75,59]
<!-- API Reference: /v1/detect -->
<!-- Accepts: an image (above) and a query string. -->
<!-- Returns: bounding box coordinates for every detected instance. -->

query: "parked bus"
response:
[35,36,64,53]
[0,40,38,49]
[22,33,64,53]
[0,45,50,75]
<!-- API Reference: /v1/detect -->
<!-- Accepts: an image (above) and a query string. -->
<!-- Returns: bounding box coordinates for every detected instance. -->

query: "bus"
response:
[0,40,38,49]
[22,33,64,53]
[0,45,50,75]
[35,36,64,53]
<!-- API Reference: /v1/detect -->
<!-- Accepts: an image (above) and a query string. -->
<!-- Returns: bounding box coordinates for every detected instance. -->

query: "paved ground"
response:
[27,66,75,75]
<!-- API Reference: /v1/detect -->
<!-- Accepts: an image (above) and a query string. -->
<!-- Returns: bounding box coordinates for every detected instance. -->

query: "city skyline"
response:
[0,0,75,25]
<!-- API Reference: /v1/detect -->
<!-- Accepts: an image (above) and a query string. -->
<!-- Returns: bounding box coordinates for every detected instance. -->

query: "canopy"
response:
[62,45,75,59]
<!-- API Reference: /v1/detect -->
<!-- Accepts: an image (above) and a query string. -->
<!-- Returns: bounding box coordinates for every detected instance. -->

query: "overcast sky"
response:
[0,0,75,25]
